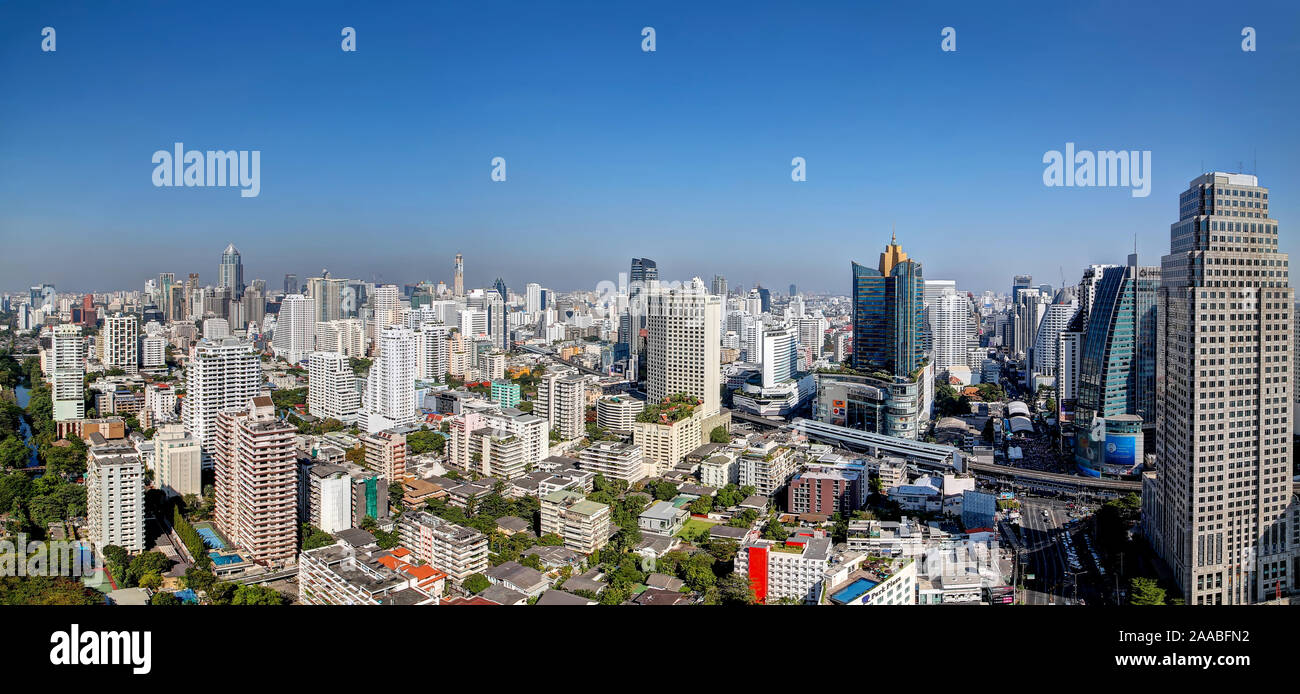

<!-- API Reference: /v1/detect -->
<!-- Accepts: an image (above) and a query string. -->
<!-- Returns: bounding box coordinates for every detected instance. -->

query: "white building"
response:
[273,293,316,365]
[103,313,138,373]
[363,325,418,433]
[930,292,973,372]
[315,318,366,357]
[537,367,586,441]
[154,423,201,498]
[87,454,144,554]
[596,395,644,435]
[416,322,450,382]
[578,440,646,485]
[308,351,362,424]
[646,278,722,418]
[49,324,85,421]
[183,337,263,469]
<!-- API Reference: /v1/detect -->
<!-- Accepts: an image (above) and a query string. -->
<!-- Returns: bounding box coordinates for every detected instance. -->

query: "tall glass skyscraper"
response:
[1072,257,1159,476]
[218,243,244,299]
[1153,172,1292,605]
[851,235,926,377]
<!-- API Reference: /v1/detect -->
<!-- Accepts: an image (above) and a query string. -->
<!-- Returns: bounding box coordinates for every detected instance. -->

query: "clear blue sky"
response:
[2,0,1298,296]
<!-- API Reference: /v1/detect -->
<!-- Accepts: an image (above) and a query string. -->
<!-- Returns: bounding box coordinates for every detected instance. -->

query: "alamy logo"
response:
[1042,143,1151,198]
[41,27,56,51]
[152,143,261,198]
[50,624,151,675]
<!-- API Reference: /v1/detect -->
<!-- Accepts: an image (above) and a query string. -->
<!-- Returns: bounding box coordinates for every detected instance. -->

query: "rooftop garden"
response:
[636,393,700,425]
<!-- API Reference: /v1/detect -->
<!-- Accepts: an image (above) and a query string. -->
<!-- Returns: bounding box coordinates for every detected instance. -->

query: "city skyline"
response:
[4,2,1299,293]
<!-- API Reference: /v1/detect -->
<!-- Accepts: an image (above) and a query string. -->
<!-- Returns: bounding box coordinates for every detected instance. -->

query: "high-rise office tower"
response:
[525,283,542,315]
[851,235,926,377]
[363,325,417,433]
[284,273,298,296]
[930,292,973,372]
[487,289,507,351]
[1154,172,1292,605]
[646,277,721,417]
[218,243,244,299]
[183,337,262,469]
[1027,287,1079,390]
[789,284,797,298]
[272,294,315,365]
[307,272,346,323]
[315,318,366,357]
[628,258,659,381]
[416,322,450,382]
[308,351,362,424]
[50,324,86,421]
[712,275,728,299]
[1013,288,1049,357]
[215,396,298,565]
[242,284,266,330]
[453,253,464,297]
[760,325,799,388]
[103,312,139,373]
[1012,274,1033,302]
[372,284,400,329]
[1072,259,1159,475]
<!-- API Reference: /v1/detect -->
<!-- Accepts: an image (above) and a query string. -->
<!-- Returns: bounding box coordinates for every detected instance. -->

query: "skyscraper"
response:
[454,253,464,297]
[930,292,973,373]
[1072,258,1159,475]
[284,273,298,295]
[1012,274,1033,302]
[851,235,926,377]
[103,313,139,373]
[308,352,361,424]
[215,396,298,565]
[363,325,417,433]
[218,243,244,298]
[50,324,86,421]
[183,337,263,469]
[712,274,728,298]
[1154,172,1292,605]
[307,272,346,323]
[272,294,315,365]
[645,277,721,417]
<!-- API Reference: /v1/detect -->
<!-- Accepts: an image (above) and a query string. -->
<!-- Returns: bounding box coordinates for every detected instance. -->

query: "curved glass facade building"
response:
[1073,259,1160,476]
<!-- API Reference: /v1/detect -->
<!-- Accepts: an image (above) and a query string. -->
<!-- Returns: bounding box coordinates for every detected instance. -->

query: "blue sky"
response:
[2,0,1298,296]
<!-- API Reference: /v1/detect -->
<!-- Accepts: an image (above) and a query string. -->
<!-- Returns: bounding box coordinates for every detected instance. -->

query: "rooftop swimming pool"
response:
[830,577,880,604]
[209,552,246,566]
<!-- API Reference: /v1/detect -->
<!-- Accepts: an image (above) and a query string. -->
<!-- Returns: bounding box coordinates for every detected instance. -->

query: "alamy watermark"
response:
[1042,143,1151,198]
[0,534,105,587]
[152,142,261,198]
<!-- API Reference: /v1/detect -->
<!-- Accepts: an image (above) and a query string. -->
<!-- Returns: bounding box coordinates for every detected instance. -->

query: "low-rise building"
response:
[298,543,445,605]
[638,500,688,536]
[397,511,489,583]
[540,489,611,555]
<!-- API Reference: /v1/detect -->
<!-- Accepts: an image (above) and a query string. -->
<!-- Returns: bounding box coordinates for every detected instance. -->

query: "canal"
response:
[14,385,39,469]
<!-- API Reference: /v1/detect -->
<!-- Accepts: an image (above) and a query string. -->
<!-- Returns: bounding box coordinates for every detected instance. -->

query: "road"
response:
[1018,499,1067,605]
[1016,497,1111,605]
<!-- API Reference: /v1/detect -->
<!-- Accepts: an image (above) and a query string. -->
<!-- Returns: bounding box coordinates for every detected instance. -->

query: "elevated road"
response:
[731,410,1140,495]
[517,345,606,377]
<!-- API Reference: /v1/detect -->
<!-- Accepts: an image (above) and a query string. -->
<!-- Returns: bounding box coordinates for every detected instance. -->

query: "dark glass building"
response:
[851,236,926,377]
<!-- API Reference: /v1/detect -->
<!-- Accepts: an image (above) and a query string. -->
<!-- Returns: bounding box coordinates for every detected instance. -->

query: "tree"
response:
[688,496,712,516]
[463,573,490,594]
[183,566,216,593]
[709,426,729,443]
[713,573,756,605]
[761,517,788,542]
[150,591,181,606]
[1129,577,1166,606]
[345,446,366,467]
[0,436,27,470]
[138,572,163,590]
[231,585,286,605]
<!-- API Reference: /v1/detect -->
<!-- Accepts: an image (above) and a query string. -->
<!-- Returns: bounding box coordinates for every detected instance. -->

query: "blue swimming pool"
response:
[209,552,245,566]
[830,577,879,604]
[196,527,226,549]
